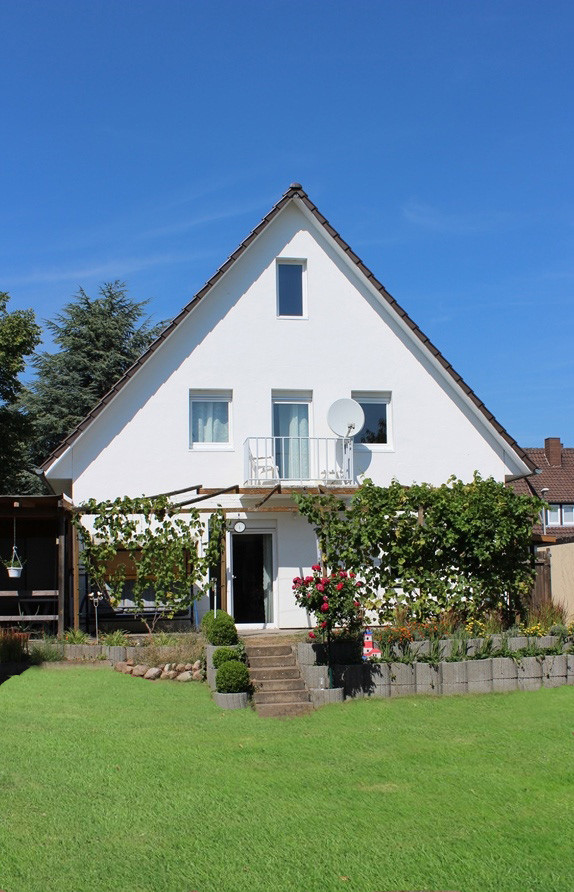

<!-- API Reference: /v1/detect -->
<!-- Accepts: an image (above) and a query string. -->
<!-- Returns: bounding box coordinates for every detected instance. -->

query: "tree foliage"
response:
[73,495,225,630]
[26,281,165,464]
[295,475,542,622]
[0,292,41,493]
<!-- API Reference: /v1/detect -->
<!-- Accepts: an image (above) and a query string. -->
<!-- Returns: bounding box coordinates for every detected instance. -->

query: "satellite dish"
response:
[327,398,365,438]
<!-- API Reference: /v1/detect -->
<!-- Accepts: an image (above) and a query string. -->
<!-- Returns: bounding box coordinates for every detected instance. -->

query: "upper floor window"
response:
[189,390,231,446]
[351,392,391,445]
[277,260,305,317]
[546,503,574,526]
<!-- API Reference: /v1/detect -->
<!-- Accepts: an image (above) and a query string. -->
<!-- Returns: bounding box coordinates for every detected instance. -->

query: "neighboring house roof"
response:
[510,437,574,539]
[41,183,536,474]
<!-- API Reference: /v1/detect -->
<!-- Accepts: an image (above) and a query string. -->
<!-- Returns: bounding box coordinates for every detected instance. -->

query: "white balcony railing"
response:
[244,437,355,486]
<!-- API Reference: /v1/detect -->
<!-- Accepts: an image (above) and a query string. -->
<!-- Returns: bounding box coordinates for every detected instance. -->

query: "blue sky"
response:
[2,0,573,446]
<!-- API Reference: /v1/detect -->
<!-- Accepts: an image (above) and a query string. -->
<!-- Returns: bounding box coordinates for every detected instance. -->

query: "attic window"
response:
[277,261,305,317]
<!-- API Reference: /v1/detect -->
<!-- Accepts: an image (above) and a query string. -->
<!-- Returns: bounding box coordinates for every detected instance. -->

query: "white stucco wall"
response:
[48,200,525,503]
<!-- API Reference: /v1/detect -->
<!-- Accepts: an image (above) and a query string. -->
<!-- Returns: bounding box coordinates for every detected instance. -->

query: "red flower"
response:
[321,620,327,628]
[309,631,316,639]
[336,582,344,591]
[323,595,328,601]
[320,602,329,612]
[339,570,347,578]
[312,564,321,572]
[349,571,355,578]
[353,600,360,607]
[316,583,325,592]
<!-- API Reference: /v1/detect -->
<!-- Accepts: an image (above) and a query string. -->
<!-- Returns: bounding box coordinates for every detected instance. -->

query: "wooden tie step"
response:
[246,644,313,718]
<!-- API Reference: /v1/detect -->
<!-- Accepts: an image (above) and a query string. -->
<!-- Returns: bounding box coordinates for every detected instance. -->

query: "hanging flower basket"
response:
[6,566,23,579]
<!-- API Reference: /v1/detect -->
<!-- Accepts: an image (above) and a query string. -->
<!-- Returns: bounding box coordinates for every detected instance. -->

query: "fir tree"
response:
[26,281,165,465]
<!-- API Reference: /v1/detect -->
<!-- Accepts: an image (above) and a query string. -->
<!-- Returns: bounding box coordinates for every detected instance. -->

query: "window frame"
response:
[276,259,307,319]
[350,391,393,450]
[189,389,233,450]
[546,504,561,526]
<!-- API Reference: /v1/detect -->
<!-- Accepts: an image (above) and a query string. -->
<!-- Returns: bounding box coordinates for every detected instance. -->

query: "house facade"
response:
[43,184,534,629]
[509,437,574,621]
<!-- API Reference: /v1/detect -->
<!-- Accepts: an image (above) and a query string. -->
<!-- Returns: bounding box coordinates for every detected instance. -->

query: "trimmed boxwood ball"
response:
[200,610,216,640]
[215,660,251,693]
[212,646,243,669]
[208,611,238,646]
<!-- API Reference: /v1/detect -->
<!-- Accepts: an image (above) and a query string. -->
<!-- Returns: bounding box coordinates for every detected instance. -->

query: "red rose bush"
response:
[292,565,365,641]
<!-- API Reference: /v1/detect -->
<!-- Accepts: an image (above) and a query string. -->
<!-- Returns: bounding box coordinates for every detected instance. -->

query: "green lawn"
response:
[0,666,572,892]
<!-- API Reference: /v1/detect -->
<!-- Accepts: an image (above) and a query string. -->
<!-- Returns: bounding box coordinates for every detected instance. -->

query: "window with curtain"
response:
[189,391,231,445]
[273,400,310,479]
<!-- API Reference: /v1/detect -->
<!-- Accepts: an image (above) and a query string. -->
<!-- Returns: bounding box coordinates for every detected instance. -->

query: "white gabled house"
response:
[43,184,535,629]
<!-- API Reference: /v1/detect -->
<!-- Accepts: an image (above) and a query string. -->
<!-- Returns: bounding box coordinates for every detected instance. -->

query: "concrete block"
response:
[390,662,416,697]
[567,655,574,686]
[492,657,518,692]
[440,661,467,695]
[517,656,542,691]
[466,638,481,656]
[439,639,453,659]
[366,663,391,697]
[490,635,503,652]
[415,662,440,695]
[466,659,493,694]
[106,646,127,662]
[410,640,430,657]
[332,664,366,698]
[300,664,329,689]
[310,687,344,707]
[296,642,318,666]
[509,637,528,652]
[539,635,558,650]
[542,654,567,688]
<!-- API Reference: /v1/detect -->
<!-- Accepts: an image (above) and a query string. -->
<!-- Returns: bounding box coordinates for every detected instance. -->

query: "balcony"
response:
[244,437,355,487]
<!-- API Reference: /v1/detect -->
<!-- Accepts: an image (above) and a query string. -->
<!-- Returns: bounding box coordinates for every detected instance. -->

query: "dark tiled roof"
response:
[42,184,536,473]
[509,443,574,538]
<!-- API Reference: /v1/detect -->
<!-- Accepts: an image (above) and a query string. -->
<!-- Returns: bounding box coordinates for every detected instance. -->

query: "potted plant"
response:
[214,660,251,709]
[3,549,24,579]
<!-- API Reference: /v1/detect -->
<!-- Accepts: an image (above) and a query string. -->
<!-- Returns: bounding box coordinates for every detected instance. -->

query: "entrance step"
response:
[253,677,306,692]
[248,654,296,668]
[246,643,313,718]
[245,645,293,658]
[254,689,310,704]
[249,667,301,681]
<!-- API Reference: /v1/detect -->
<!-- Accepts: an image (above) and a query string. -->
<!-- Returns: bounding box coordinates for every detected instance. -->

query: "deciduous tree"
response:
[0,292,41,493]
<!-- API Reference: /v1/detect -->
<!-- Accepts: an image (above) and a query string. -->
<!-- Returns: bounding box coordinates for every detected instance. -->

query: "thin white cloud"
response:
[140,200,267,240]
[4,249,214,287]
[402,199,518,234]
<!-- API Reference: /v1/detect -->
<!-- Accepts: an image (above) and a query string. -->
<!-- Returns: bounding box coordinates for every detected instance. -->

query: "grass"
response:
[0,668,572,892]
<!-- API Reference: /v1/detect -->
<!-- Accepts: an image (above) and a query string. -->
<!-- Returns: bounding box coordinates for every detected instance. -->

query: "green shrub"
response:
[215,660,251,693]
[549,623,568,640]
[212,646,242,669]
[63,628,89,644]
[207,611,238,646]
[100,630,129,646]
[201,610,216,640]
[28,638,64,663]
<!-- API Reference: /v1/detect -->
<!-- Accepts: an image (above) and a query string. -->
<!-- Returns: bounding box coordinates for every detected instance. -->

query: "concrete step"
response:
[256,701,314,718]
[254,689,310,704]
[248,654,296,668]
[245,645,293,658]
[252,677,306,692]
[249,667,301,681]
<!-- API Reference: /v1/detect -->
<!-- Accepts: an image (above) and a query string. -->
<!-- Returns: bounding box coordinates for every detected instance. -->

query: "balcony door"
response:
[273,400,310,481]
